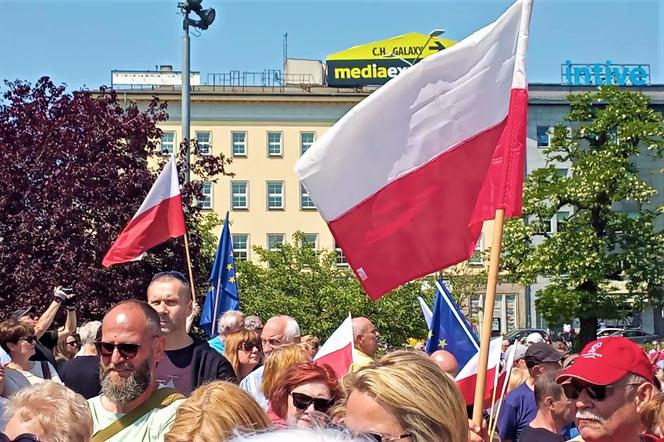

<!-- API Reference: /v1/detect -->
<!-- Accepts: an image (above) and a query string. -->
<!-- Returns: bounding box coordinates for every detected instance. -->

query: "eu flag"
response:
[425,280,480,369]
[200,211,239,337]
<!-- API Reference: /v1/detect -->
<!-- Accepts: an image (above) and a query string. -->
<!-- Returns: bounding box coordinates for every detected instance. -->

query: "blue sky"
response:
[0,0,662,90]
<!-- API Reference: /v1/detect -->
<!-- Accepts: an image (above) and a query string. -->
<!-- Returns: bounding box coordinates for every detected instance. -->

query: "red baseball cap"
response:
[556,336,653,385]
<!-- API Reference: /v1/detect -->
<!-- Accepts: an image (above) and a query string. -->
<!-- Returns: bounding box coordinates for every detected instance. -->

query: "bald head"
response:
[352,317,379,356]
[431,350,459,377]
[103,300,162,338]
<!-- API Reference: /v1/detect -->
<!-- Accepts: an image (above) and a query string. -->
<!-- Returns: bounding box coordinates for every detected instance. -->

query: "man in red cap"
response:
[556,336,656,442]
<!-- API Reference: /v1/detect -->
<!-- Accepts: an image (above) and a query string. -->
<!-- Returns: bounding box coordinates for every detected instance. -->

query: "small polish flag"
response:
[102,155,186,267]
[314,315,354,379]
[455,336,503,406]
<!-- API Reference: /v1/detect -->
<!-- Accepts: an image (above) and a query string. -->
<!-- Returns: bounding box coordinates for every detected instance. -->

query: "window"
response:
[231,181,248,210]
[200,181,213,209]
[302,233,318,249]
[267,132,283,157]
[232,234,249,261]
[267,181,284,210]
[536,126,551,147]
[300,184,316,210]
[556,211,570,231]
[196,131,211,155]
[555,168,568,178]
[301,132,315,155]
[232,131,247,157]
[267,234,285,251]
[469,234,483,265]
[335,242,348,266]
[160,131,175,154]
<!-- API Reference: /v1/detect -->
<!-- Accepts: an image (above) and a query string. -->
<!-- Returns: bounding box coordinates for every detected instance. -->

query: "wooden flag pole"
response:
[472,208,506,425]
[183,231,197,300]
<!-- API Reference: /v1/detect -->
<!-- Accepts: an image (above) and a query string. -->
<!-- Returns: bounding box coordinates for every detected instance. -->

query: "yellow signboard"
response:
[327,32,457,61]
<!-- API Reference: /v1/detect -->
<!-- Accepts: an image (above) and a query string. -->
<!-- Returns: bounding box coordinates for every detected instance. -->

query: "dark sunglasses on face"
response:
[95,341,141,359]
[0,433,41,442]
[152,270,188,284]
[358,432,414,442]
[17,336,37,344]
[66,339,81,346]
[562,380,615,401]
[239,341,261,352]
[290,392,335,413]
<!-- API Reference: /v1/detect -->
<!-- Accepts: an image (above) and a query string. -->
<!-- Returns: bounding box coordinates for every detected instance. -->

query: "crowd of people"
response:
[0,273,662,442]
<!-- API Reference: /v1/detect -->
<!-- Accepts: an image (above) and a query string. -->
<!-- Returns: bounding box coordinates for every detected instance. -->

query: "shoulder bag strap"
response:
[40,360,52,380]
[91,388,184,442]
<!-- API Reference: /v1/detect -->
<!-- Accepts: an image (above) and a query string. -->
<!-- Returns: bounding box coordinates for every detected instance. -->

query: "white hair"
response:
[78,321,101,346]
[282,316,301,342]
[625,373,650,397]
[229,428,364,442]
[218,310,245,336]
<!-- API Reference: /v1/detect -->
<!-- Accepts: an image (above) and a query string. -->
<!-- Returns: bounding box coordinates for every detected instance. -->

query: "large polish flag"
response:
[295,0,531,299]
[455,336,503,406]
[313,315,354,379]
[103,155,186,267]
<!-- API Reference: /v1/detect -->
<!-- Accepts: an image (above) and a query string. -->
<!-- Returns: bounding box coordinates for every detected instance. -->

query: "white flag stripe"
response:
[133,155,180,219]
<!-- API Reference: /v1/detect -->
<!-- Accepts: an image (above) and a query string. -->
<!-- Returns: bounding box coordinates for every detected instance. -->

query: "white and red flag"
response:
[455,336,504,406]
[103,155,186,267]
[313,315,354,379]
[295,0,531,299]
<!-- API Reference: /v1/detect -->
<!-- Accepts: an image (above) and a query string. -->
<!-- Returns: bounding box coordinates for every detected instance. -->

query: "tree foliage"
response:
[0,78,232,321]
[501,87,664,346]
[237,232,431,349]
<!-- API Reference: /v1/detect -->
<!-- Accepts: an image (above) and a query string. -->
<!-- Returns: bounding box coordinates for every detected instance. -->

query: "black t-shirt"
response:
[30,330,59,370]
[156,343,196,396]
[60,355,102,399]
[519,426,565,442]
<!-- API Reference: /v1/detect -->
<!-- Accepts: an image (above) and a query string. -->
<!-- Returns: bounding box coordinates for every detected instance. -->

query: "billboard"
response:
[326,32,457,87]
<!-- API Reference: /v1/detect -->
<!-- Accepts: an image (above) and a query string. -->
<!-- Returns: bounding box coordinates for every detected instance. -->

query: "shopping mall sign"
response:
[326,32,457,87]
[561,60,650,86]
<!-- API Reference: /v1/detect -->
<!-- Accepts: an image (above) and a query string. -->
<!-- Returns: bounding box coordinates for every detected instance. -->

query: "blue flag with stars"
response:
[200,211,239,337]
[425,280,480,369]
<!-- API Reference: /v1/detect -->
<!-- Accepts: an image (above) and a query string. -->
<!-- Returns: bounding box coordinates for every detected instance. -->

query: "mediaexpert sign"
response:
[561,60,650,86]
[326,32,457,87]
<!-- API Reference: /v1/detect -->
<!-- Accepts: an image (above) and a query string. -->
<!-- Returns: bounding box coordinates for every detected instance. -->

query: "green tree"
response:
[501,87,664,347]
[236,232,431,349]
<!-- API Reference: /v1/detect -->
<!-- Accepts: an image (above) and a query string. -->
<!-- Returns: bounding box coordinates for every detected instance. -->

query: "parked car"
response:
[504,328,549,345]
[605,328,659,344]
[597,327,623,338]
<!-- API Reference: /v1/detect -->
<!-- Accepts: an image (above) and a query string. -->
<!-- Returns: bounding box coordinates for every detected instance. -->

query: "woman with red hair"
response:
[268,362,342,429]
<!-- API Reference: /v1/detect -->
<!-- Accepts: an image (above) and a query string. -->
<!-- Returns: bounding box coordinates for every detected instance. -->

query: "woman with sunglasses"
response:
[53,333,80,369]
[268,362,342,429]
[0,320,61,398]
[224,330,263,381]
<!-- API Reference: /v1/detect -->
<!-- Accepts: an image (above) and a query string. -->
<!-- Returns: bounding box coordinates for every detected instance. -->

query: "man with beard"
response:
[556,336,656,442]
[147,271,236,396]
[88,300,185,442]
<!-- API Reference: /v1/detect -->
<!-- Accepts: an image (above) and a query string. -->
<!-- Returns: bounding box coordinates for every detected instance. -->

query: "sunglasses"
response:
[358,433,414,442]
[239,341,261,352]
[17,336,37,344]
[0,433,40,442]
[66,339,81,347]
[152,270,188,284]
[290,392,335,413]
[562,380,616,401]
[95,341,141,359]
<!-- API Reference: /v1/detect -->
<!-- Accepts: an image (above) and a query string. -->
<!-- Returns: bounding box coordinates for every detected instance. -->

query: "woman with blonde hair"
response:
[343,350,468,442]
[261,344,307,402]
[224,329,263,381]
[2,381,92,442]
[164,381,271,442]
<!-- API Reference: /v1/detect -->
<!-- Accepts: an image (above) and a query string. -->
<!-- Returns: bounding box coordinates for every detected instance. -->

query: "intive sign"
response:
[561,60,650,86]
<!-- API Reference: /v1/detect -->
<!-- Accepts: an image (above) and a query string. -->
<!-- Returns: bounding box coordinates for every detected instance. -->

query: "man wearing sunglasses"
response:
[147,272,236,396]
[497,343,563,442]
[10,287,77,372]
[555,336,656,442]
[88,300,185,441]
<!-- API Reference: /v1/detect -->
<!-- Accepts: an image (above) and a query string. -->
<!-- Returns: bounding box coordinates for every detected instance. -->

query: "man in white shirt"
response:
[239,315,300,409]
[88,300,184,442]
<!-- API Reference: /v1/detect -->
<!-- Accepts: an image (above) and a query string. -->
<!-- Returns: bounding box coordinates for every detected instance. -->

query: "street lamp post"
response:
[178,0,216,185]
[412,28,445,65]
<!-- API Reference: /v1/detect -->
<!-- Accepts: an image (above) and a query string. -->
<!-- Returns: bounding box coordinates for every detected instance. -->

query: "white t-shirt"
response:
[88,387,184,442]
[2,362,62,397]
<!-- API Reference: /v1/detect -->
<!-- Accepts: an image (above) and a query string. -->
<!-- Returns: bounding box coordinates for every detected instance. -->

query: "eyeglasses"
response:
[95,341,141,359]
[261,337,284,348]
[66,339,81,347]
[562,380,641,401]
[152,270,189,284]
[17,336,37,344]
[290,392,335,413]
[239,341,261,352]
[356,432,414,442]
[0,433,41,442]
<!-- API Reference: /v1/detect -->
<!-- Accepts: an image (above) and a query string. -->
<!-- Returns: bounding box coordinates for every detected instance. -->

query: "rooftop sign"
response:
[561,60,650,86]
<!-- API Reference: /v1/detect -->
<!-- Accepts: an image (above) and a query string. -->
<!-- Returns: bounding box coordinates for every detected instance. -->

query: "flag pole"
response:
[183,231,197,301]
[472,208,505,425]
